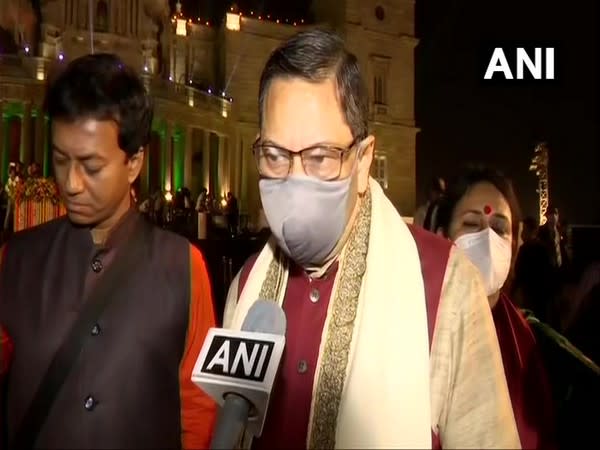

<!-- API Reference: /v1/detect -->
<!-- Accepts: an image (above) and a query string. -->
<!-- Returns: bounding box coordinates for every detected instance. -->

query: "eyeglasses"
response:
[252,137,364,181]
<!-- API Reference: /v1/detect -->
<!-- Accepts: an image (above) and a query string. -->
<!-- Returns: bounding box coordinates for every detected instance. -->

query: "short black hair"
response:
[435,165,522,240]
[258,28,369,140]
[45,53,153,157]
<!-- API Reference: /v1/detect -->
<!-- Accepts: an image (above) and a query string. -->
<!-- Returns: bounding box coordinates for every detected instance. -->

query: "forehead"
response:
[262,77,352,148]
[51,118,121,157]
[455,181,511,217]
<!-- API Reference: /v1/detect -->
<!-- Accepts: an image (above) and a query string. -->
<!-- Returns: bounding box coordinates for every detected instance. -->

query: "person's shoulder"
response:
[5,216,69,252]
[407,224,453,263]
[148,220,189,247]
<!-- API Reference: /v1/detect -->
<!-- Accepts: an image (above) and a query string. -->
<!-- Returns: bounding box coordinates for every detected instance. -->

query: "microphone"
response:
[192,300,286,449]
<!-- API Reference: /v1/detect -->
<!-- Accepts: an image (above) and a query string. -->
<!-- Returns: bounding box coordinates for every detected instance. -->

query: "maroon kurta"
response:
[236,226,451,449]
[492,293,557,450]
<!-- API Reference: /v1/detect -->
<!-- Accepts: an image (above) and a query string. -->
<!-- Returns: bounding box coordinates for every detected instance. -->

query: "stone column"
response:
[202,129,210,191]
[184,126,193,189]
[164,120,174,192]
[20,102,32,164]
[143,137,151,197]
[0,100,7,180]
[232,134,242,198]
[218,134,228,197]
[42,117,50,177]
[34,107,46,165]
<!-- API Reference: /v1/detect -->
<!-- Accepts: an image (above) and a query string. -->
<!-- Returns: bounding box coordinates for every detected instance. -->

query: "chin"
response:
[66,210,96,226]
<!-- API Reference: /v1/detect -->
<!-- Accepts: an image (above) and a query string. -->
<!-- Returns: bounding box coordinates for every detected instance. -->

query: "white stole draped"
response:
[225,179,432,449]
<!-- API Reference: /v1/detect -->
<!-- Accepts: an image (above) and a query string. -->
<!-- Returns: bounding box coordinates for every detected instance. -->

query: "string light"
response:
[216,7,304,25]
[162,3,308,108]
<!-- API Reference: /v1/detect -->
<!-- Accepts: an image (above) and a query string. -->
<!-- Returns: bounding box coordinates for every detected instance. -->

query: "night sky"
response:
[416,0,598,225]
[182,0,597,224]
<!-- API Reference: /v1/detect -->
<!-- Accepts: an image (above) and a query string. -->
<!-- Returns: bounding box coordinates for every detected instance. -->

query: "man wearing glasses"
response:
[223,29,520,449]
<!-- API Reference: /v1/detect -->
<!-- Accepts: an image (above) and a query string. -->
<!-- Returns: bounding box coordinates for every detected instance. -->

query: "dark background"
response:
[415,0,598,225]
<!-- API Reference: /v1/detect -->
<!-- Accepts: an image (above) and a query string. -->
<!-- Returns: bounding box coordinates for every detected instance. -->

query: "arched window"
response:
[95,0,108,32]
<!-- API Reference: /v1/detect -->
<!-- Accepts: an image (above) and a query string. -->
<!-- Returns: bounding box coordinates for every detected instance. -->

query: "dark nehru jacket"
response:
[0,210,216,449]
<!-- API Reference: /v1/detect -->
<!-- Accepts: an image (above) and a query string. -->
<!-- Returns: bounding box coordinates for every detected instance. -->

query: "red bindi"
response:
[483,205,493,215]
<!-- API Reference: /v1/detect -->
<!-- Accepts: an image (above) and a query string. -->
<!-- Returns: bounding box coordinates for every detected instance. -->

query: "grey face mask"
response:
[259,175,353,267]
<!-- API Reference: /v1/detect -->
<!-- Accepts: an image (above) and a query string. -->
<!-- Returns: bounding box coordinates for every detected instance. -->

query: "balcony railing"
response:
[146,77,232,117]
[0,54,51,81]
[1,54,232,117]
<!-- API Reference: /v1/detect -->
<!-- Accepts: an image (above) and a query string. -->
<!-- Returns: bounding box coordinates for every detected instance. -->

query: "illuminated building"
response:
[0,0,417,223]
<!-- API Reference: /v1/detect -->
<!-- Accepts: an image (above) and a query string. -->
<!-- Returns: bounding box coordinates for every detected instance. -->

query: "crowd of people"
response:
[0,28,598,450]
[136,187,241,238]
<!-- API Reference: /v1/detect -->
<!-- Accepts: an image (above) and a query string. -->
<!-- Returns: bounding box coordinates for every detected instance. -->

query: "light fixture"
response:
[226,12,241,31]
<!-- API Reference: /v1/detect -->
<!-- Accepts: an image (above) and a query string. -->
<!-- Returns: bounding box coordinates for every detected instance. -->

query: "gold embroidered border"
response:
[256,192,372,449]
[308,190,371,449]
[259,246,287,302]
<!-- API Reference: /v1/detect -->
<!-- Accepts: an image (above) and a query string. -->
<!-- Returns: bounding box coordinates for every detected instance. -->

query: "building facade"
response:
[0,0,417,224]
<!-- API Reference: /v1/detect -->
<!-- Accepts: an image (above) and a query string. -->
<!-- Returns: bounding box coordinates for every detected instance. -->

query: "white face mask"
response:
[454,228,512,296]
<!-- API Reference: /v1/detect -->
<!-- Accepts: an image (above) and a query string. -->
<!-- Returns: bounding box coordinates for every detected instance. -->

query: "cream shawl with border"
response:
[225,178,431,449]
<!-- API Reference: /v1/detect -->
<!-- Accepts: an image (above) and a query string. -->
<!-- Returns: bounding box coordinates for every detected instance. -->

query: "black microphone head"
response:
[241,300,286,336]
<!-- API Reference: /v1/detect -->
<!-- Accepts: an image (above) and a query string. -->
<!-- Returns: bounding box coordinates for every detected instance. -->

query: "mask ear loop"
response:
[355,144,369,199]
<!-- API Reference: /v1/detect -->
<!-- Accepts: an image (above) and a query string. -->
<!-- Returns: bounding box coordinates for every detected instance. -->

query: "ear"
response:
[127,147,145,184]
[357,135,375,194]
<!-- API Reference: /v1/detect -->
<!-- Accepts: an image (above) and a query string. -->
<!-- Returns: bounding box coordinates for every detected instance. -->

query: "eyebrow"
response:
[462,209,510,222]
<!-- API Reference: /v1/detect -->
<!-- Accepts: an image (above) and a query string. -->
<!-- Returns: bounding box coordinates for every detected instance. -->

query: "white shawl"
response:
[224,179,432,448]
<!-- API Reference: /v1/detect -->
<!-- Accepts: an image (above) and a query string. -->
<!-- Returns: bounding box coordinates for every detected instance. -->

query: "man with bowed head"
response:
[0,54,216,448]
[224,29,521,449]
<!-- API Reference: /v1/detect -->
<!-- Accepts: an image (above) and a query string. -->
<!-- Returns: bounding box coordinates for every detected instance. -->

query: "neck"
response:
[488,291,501,309]
[90,195,131,245]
